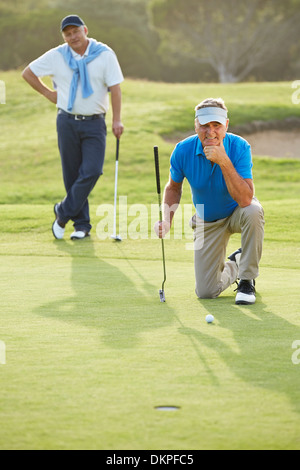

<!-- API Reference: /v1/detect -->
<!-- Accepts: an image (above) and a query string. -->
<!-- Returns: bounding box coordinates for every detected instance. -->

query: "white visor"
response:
[195,107,228,126]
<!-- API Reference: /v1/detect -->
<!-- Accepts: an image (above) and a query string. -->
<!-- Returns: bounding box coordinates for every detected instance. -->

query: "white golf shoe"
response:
[70,230,90,240]
[52,220,65,240]
[52,203,66,239]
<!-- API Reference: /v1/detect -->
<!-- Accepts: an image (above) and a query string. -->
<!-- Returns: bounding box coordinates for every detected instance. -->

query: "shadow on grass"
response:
[179,293,300,415]
[36,237,175,349]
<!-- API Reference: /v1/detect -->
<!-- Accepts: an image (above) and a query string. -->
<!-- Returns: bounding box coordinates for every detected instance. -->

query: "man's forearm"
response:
[219,158,253,207]
[22,67,57,104]
[110,84,121,120]
[204,142,253,207]
[155,178,182,238]
[163,182,182,226]
[110,84,124,139]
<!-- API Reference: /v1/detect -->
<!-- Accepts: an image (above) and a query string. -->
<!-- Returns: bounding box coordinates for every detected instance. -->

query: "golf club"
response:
[111,138,122,242]
[154,145,166,303]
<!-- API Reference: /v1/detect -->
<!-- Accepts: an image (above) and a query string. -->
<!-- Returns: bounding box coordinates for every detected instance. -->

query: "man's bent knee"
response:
[241,200,264,224]
[195,285,220,299]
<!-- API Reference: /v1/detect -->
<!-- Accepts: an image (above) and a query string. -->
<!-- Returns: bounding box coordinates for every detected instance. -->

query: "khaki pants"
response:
[192,197,265,299]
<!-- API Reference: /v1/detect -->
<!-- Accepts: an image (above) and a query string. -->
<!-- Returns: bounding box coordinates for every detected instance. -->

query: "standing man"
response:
[22,15,124,240]
[155,98,265,305]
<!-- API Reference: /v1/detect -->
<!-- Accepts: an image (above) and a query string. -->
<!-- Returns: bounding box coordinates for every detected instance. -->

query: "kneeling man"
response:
[155,98,265,305]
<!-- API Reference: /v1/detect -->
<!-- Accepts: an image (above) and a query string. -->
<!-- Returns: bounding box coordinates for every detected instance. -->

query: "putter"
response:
[154,146,166,303]
[111,138,122,242]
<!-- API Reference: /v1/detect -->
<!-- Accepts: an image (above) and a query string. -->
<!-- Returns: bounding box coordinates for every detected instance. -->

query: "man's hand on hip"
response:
[45,89,58,105]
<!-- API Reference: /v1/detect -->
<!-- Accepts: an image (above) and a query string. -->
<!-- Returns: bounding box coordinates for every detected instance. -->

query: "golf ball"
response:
[206,314,214,323]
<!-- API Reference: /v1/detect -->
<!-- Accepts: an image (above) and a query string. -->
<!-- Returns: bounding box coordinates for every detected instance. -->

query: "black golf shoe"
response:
[235,279,256,305]
[228,248,242,267]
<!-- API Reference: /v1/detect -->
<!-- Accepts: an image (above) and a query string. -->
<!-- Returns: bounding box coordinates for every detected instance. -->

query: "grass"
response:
[0,72,300,449]
[1,72,300,205]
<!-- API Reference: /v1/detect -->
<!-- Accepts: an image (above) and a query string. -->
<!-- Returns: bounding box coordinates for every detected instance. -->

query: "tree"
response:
[150,0,300,83]
[0,0,162,80]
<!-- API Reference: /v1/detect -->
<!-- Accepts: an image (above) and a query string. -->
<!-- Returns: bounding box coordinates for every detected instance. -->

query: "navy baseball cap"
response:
[60,15,85,32]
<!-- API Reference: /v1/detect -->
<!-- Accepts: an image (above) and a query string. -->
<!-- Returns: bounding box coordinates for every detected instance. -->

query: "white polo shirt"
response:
[29,39,124,115]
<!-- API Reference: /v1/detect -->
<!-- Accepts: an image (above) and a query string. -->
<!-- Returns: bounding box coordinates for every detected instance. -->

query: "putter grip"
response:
[154,146,161,194]
[116,138,120,162]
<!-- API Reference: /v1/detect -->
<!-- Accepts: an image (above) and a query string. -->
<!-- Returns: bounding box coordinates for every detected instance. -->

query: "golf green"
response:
[0,212,299,449]
[0,74,300,449]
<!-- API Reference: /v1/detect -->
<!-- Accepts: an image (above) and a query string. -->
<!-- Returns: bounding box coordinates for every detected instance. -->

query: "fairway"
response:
[0,74,300,450]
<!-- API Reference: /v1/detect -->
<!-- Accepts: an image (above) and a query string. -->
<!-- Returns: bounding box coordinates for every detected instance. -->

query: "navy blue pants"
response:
[56,113,107,232]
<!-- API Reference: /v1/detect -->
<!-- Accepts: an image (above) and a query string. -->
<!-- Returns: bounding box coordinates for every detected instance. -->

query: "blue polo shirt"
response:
[170,133,253,221]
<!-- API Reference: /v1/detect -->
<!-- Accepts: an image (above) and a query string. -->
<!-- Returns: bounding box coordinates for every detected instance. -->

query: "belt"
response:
[58,109,106,121]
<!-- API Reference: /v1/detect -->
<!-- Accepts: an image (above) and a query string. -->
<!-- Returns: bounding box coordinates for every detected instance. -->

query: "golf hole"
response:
[155,406,181,412]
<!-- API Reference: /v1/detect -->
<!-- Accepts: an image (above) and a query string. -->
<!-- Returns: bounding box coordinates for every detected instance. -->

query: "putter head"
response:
[159,289,166,303]
[111,235,122,242]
